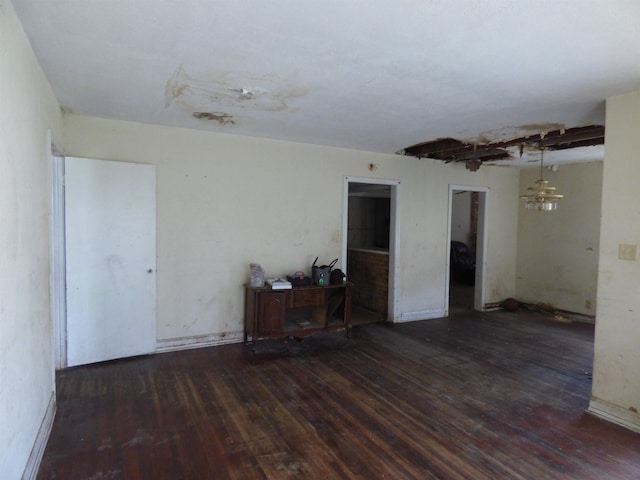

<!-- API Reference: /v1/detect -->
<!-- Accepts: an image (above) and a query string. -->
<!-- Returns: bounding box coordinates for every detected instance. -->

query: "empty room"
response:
[2,1,640,478]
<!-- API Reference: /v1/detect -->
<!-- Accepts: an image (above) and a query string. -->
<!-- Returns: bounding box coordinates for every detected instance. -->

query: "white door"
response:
[65,156,156,366]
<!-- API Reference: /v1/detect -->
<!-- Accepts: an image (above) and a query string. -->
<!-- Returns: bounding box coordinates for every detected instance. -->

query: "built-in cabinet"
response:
[348,248,388,320]
[244,283,353,346]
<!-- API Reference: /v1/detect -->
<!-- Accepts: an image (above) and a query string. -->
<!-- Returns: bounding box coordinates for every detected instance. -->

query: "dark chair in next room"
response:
[450,241,476,285]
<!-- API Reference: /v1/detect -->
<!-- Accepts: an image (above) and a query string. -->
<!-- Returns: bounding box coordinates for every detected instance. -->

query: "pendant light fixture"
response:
[520,148,563,211]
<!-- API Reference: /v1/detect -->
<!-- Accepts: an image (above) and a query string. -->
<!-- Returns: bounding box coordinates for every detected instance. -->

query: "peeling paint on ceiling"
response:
[458,123,570,146]
[192,112,235,125]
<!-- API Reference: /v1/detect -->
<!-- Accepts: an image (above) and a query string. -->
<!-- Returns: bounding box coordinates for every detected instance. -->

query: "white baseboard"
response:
[588,397,640,434]
[22,391,56,480]
[397,308,446,323]
[156,330,244,353]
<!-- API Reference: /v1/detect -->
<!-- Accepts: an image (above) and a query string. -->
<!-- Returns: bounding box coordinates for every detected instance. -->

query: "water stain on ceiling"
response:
[165,65,308,122]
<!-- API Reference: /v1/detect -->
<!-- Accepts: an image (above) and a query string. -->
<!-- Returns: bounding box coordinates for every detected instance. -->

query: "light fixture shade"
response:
[523,198,559,211]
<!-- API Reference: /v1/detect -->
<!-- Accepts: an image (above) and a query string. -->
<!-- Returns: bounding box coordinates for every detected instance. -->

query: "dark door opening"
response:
[346,183,391,325]
[449,190,479,313]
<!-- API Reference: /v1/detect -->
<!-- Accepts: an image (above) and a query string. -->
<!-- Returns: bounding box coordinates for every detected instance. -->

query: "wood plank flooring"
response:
[38,309,640,479]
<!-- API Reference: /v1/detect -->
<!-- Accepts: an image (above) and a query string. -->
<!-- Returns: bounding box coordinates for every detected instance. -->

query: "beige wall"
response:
[63,114,520,345]
[516,161,602,317]
[0,1,62,477]
[589,90,640,432]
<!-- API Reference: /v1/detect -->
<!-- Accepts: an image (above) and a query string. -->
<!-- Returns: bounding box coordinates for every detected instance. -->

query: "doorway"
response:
[50,142,66,369]
[342,177,400,323]
[447,186,487,313]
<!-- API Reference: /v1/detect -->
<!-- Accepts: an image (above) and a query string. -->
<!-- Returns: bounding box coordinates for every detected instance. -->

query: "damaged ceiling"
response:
[401,125,605,170]
[11,1,640,167]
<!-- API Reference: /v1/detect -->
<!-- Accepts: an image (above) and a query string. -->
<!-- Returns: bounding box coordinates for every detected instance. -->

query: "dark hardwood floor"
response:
[38,308,640,479]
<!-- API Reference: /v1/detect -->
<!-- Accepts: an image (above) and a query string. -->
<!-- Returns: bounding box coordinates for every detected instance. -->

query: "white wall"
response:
[516,161,602,316]
[63,114,520,346]
[589,90,640,432]
[0,1,62,478]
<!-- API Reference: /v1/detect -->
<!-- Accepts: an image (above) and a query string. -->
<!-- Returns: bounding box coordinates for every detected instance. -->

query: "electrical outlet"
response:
[618,243,637,261]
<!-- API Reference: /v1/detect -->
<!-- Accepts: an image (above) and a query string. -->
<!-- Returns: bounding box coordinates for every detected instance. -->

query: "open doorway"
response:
[447,186,487,314]
[342,177,399,324]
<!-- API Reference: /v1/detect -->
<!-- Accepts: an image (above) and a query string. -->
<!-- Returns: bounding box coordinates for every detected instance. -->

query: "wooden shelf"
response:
[244,283,353,346]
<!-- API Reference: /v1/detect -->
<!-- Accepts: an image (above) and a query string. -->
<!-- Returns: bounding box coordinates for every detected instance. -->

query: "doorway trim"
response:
[49,133,67,369]
[342,176,400,322]
[447,185,488,313]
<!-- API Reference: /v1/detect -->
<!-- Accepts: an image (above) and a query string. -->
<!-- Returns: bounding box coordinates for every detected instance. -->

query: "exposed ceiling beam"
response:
[401,125,605,169]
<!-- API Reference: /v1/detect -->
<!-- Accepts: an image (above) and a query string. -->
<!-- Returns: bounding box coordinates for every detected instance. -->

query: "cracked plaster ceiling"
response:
[12,0,640,168]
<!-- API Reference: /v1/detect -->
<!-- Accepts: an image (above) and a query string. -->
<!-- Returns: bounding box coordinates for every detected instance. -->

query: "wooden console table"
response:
[244,282,353,346]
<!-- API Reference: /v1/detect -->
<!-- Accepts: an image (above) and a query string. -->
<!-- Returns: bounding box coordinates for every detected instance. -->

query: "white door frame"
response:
[446,185,488,312]
[342,176,401,322]
[49,135,67,369]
